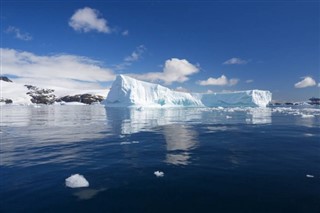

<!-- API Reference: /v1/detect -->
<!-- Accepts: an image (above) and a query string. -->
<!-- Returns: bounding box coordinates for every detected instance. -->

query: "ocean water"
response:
[1,105,320,213]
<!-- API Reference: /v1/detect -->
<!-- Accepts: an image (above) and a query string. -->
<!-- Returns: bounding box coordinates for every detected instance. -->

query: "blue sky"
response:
[1,0,319,101]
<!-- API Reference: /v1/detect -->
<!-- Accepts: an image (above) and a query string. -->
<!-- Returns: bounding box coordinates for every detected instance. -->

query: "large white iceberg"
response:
[104,75,271,107]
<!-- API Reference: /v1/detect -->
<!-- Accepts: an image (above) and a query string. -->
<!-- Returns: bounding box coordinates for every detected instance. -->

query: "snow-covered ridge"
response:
[1,78,109,105]
[104,75,272,107]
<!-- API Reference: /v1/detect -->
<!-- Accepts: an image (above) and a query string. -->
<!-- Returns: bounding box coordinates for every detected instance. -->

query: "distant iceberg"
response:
[104,75,271,107]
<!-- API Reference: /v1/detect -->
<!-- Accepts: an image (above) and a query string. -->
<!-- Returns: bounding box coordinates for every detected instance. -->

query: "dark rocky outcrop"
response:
[0,76,13,82]
[56,94,104,105]
[25,85,56,104]
[0,98,13,104]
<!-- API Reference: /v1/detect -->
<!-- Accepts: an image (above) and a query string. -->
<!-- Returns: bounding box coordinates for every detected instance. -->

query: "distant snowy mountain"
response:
[104,75,272,107]
[1,77,109,105]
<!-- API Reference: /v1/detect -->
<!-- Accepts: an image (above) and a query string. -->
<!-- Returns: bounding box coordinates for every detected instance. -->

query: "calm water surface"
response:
[1,105,320,213]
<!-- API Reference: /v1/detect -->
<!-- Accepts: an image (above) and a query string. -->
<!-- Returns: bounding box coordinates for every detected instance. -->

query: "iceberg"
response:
[104,75,203,107]
[104,75,272,107]
[65,174,89,188]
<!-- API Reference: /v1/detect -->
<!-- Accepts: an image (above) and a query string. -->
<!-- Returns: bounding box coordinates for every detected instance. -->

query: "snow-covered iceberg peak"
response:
[104,75,272,107]
[105,75,203,107]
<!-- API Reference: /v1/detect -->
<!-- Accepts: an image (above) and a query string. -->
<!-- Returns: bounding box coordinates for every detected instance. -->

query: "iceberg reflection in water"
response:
[105,107,273,165]
[1,105,320,213]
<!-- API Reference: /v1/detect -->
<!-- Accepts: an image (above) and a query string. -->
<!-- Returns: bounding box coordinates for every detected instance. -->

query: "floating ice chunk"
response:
[65,174,89,188]
[120,141,140,145]
[226,115,232,119]
[306,174,314,178]
[154,171,164,177]
[120,142,131,145]
[304,133,314,137]
[301,114,314,118]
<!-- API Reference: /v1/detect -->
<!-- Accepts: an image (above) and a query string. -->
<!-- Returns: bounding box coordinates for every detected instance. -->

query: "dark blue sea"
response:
[1,105,320,213]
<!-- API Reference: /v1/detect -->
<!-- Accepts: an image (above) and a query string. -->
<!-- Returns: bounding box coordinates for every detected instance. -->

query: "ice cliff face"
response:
[105,75,203,107]
[104,75,272,107]
[199,90,272,107]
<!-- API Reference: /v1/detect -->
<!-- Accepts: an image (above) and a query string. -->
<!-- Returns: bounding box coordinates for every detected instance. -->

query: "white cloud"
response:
[124,45,145,62]
[223,57,248,65]
[294,76,316,88]
[69,7,110,33]
[130,58,199,85]
[114,45,146,70]
[246,79,253,83]
[1,48,115,90]
[122,30,129,36]
[197,75,239,86]
[175,86,189,93]
[5,26,32,41]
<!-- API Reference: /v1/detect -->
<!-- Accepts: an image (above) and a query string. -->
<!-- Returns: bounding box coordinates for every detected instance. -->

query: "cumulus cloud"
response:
[197,75,239,86]
[69,7,110,33]
[294,76,316,88]
[130,58,199,85]
[223,57,248,65]
[1,48,115,90]
[246,79,254,83]
[5,26,32,41]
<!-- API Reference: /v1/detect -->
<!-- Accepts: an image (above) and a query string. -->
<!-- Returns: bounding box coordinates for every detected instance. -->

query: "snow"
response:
[1,81,32,105]
[65,174,89,188]
[154,171,164,177]
[104,75,272,107]
[1,80,109,105]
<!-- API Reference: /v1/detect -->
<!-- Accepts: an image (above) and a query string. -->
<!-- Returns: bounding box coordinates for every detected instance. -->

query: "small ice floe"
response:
[245,118,251,122]
[154,171,164,177]
[226,115,232,119]
[120,141,140,145]
[65,174,89,188]
[306,174,314,178]
[120,142,131,145]
[304,133,314,137]
[301,114,314,118]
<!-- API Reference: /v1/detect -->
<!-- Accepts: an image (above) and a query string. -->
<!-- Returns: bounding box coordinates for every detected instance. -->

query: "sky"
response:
[1,0,319,101]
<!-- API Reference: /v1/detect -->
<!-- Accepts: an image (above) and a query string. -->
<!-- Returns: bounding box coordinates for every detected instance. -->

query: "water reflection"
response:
[163,124,198,166]
[106,108,200,165]
[73,188,107,200]
[105,108,202,135]
[248,108,272,124]
[1,105,109,167]
[0,106,278,168]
